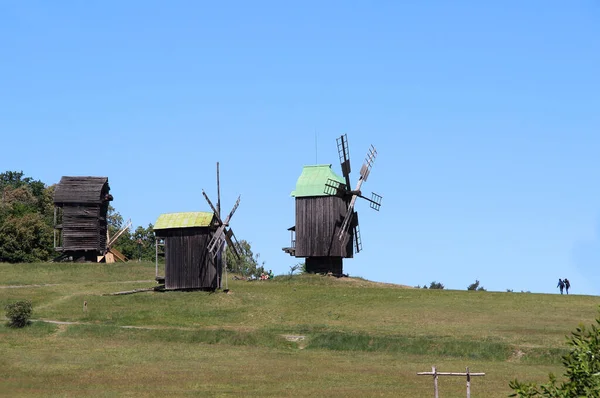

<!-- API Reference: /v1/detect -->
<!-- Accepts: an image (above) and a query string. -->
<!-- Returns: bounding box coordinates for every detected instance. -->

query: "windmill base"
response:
[305,257,343,276]
[53,250,100,263]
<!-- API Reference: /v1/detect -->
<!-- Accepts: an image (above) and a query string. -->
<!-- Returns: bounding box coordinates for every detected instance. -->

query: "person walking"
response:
[564,278,570,294]
[557,278,564,294]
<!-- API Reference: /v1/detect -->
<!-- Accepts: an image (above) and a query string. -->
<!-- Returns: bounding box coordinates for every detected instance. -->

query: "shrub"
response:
[5,300,33,328]
[509,309,600,397]
[467,280,480,291]
[429,281,444,290]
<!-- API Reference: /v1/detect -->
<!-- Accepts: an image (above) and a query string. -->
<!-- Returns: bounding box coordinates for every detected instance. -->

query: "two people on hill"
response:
[557,278,570,295]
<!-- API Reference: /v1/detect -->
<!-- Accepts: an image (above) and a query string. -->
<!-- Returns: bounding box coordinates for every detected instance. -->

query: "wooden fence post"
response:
[433,366,438,398]
[466,367,470,398]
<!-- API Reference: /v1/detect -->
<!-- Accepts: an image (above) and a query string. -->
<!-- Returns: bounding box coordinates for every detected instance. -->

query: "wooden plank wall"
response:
[62,205,106,252]
[54,176,110,254]
[295,196,353,258]
[158,228,220,290]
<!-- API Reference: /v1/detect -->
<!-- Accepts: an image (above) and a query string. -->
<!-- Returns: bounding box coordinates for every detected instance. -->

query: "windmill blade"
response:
[353,224,362,254]
[324,178,346,197]
[359,145,377,182]
[207,195,241,258]
[107,219,132,248]
[222,195,241,225]
[207,225,226,257]
[369,192,382,211]
[336,134,352,190]
[202,190,223,225]
[338,202,355,241]
[356,192,383,211]
[224,228,242,260]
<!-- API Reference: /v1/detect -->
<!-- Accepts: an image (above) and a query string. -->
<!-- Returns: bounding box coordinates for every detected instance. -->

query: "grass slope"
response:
[1,261,598,397]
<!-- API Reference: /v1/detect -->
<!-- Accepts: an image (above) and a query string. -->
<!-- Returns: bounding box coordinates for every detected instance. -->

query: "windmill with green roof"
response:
[153,163,242,290]
[283,134,382,275]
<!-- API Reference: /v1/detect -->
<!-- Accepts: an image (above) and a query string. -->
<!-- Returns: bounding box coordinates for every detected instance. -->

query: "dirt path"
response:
[0,280,154,289]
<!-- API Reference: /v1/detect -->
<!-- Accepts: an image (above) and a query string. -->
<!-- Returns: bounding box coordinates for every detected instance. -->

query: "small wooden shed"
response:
[153,212,223,290]
[284,165,354,275]
[53,176,113,262]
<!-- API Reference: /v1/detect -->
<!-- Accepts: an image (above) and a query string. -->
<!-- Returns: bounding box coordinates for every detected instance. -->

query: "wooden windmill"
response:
[153,163,242,290]
[53,176,114,262]
[283,134,382,275]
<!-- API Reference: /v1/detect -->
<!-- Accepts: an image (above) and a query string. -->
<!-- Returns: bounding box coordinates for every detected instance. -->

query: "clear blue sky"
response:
[2,1,599,295]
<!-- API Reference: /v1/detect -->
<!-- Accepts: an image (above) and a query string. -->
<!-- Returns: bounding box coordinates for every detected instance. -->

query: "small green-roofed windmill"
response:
[153,163,242,290]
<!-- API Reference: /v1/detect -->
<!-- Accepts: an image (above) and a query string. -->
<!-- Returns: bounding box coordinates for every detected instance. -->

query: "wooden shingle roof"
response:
[53,176,110,204]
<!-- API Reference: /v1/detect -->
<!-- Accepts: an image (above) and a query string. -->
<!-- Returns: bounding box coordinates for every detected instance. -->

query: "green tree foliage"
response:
[0,172,157,263]
[5,300,33,328]
[226,240,265,278]
[429,281,445,290]
[0,213,54,262]
[467,280,480,290]
[0,171,55,262]
[509,310,600,397]
[106,206,155,261]
[467,280,486,291]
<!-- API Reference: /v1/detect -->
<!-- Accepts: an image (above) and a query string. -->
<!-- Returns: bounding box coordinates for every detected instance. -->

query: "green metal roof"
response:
[291,164,346,198]
[153,212,214,230]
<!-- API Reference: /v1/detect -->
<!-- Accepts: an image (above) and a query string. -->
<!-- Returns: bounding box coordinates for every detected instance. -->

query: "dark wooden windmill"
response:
[153,163,242,290]
[53,176,116,262]
[283,134,382,275]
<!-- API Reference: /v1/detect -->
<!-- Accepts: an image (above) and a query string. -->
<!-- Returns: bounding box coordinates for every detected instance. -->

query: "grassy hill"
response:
[1,261,599,397]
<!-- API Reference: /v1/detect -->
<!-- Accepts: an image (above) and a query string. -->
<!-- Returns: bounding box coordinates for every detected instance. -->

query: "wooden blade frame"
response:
[338,143,378,241]
[324,178,347,197]
[107,219,132,248]
[338,203,355,241]
[224,228,242,260]
[337,134,352,190]
[202,190,221,224]
[359,145,377,182]
[369,192,382,211]
[206,195,241,258]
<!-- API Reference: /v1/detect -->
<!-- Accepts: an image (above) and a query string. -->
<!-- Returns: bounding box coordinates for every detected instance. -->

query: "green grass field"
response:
[1,261,599,397]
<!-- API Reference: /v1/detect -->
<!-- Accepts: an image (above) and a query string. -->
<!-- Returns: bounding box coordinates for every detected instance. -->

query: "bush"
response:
[429,281,444,290]
[467,280,480,291]
[467,280,487,291]
[509,309,600,397]
[5,300,33,328]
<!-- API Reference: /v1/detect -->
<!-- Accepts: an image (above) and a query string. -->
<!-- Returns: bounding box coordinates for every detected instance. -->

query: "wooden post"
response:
[216,162,221,217]
[466,367,470,398]
[433,366,438,398]
[155,234,158,278]
[223,249,228,291]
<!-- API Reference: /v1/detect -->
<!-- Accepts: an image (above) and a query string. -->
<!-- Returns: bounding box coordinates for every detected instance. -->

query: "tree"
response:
[0,213,54,262]
[107,205,124,234]
[429,281,445,290]
[509,310,600,397]
[289,262,303,276]
[225,240,264,277]
[114,224,156,261]
[467,280,480,291]
[467,280,486,291]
